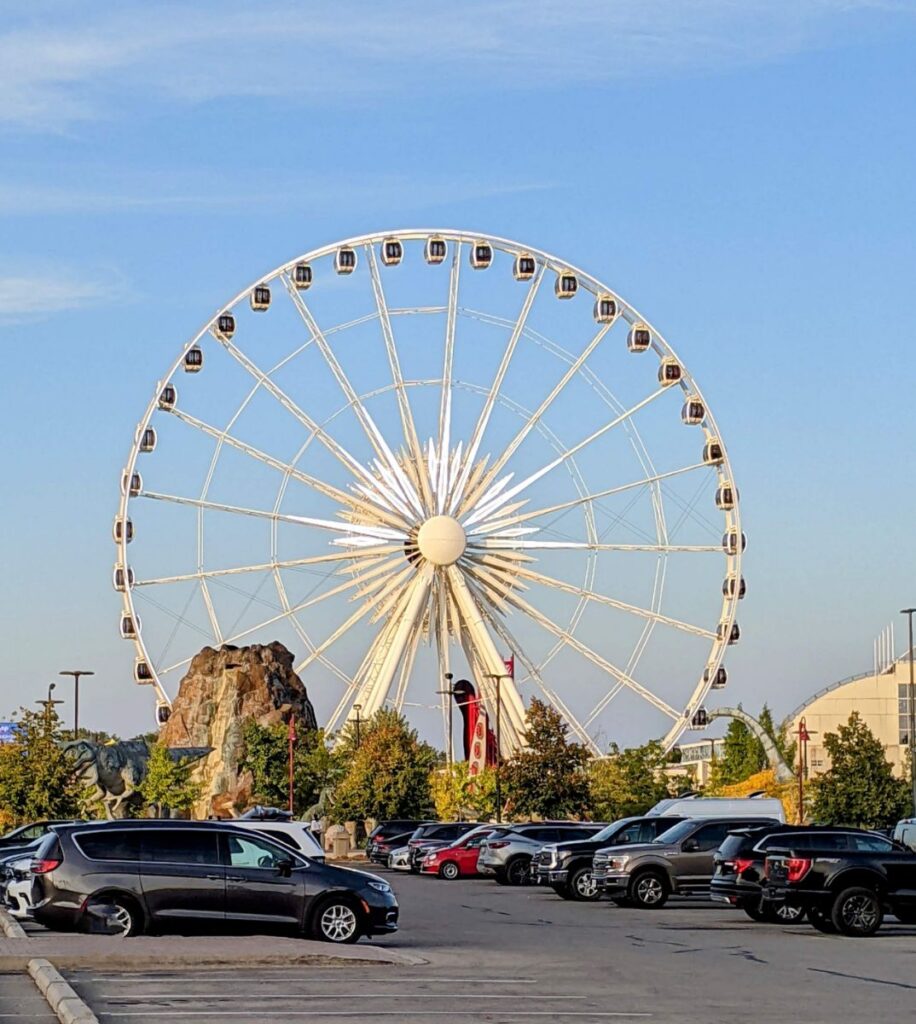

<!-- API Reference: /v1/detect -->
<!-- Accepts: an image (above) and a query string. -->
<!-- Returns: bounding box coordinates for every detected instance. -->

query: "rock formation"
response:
[159,642,316,818]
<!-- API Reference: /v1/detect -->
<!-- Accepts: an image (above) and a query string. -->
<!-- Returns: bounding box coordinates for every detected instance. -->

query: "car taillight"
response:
[786,858,812,883]
[488,841,509,849]
[734,858,754,876]
[31,858,61,874]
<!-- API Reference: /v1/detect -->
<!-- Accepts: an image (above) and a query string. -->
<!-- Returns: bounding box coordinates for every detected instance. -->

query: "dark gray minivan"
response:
[30,820,398,943]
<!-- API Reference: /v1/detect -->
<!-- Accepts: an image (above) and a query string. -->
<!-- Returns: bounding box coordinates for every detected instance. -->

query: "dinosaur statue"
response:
[705,706,795,783]
[64,738,211,819]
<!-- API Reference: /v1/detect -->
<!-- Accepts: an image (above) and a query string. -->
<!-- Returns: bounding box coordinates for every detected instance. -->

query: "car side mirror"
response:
[277,856,294,877]
[682,839,699,852]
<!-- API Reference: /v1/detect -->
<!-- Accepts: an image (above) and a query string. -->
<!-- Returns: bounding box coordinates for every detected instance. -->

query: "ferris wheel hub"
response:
[417,515,467,566]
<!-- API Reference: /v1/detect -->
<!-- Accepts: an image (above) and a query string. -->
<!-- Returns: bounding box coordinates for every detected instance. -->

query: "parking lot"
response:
[46,868,916,1023]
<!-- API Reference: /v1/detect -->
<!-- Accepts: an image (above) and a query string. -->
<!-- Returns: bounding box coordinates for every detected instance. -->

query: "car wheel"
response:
[439,861,460,880]
[505,857,531,886]
[629,871,669,909]
[742,901,768,922]
[831,886,883,937]
[808,905,837,933]
[87,895,143,937]
[568,865,600,902]
[313,898,362,944]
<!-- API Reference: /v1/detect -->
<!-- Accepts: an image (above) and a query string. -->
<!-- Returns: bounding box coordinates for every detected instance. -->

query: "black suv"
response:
[406,822,483,872]
[534,816,685,900]
[30,820,398,944]
[712,825,894,924]
[366,820,430,863]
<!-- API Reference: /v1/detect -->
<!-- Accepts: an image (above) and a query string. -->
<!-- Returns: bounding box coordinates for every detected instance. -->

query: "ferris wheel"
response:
[113,229,744,754]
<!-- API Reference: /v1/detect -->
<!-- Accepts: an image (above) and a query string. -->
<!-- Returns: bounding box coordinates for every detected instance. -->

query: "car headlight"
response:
[541,844,558,867]
[367,881,392,893]
[608,856,629,870]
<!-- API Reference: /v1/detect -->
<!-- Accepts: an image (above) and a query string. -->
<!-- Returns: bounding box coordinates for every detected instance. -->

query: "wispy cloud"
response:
[1,1,912,131]
[0,271,123,320]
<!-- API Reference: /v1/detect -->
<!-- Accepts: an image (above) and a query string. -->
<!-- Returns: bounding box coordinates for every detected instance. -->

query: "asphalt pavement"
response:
[58,868,916,1023]
[0,972,57,1020]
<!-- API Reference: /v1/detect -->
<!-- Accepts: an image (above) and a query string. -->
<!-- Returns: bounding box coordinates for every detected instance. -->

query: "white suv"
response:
[231,820,324,860]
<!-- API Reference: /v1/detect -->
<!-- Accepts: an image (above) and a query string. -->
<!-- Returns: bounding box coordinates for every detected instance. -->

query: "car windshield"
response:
[653,820,699,844]
[591,821,635,843]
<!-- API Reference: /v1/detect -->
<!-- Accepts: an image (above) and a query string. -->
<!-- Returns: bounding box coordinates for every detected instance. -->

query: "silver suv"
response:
[477,823,604,886]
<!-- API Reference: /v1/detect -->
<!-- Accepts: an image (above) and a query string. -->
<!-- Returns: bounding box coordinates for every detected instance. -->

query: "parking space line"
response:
[93,994,586,1001]
[97,1013,651,1019]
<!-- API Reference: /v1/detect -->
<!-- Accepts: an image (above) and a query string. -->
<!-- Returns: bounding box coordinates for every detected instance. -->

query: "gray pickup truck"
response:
[592,816,779,908]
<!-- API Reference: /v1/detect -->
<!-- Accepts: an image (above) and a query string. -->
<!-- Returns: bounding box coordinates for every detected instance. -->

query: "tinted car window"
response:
[225,833,291,869]
[691,822,731,851]
[614,823,644,844]
[850,834,894,852]
[142,830,220,866]
[655,820,697,844]
[75,830,142,861]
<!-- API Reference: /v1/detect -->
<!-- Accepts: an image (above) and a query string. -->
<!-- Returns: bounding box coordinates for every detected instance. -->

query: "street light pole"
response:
[59,670,94,737]
[485,672,509,824]
[353,704,362,749]
[436,672,456,766]
[902,608,916,817]
[36,683,64,728]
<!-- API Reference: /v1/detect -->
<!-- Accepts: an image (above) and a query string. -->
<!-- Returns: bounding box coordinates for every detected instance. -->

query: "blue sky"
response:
[1,1,915,742]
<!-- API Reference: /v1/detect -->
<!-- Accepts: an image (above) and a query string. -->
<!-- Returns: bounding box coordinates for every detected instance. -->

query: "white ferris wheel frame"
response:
[114,228,744,753]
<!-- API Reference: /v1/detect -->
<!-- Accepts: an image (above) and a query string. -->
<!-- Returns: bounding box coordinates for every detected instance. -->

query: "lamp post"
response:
[902,608,916,816]
[436,672,457,766]
[287,714,297,815]
[59,669,94,737]
[36,683,64,727]
[353,704,362,749]
[485,672,509,823]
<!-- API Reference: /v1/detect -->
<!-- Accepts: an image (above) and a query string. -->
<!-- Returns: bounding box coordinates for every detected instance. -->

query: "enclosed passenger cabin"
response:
[513,253,536,281]
[681,397,705,425]
[425,235,447,264]
[113,517,134,544]
[183,347,203,373]
[119,614,139,640]
[250,284,271,311]
[717,621,740,645]
[214,313,235,340]
[158,384,177,411]
[555,270,578,299]
[156,704,171,725]
[627,323,651,353]
[470,240,493,269]
[594,294,617,323]
[715,483,738,511]
[134,659,153,684]
[121,472,142,497]
[292,262,312,290]
[703,437,723,466]
[722,574,747,599]
[381,238,403,266]
[705,666,728,689]
[139,427,156,453]
[112,565,134,592]
[691,708,709,729]
[335,246,357,274]
[658,357,682,386]
[722,530,747,555]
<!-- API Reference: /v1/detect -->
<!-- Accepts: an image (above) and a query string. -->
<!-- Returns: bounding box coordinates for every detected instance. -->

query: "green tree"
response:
[136,742,200,817]
[707,710,766,789]
[429,761,496,821]
[588,741,673,820]
[0,707,86,824]
[503,699,591,819]
[239,723,335,817]
[809,712,911,827]
[330,709,438,823]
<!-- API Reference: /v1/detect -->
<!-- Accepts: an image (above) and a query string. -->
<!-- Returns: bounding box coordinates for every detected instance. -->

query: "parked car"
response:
[711,825,898,923]
[420,827,496,879]
[763,839,916,936]
[2,856,34,919]
[0,821,79,850]
[230,819,324,861]
[29,820,398,944]
[894,818,916,851]
[407,822,484,872]
[593,816,780,908]
[478,823,606,886]
[368,831,415,865]
[647,797,786,822]
[366,820,430,861]
[534,816,686,901]
[387,845,412,871]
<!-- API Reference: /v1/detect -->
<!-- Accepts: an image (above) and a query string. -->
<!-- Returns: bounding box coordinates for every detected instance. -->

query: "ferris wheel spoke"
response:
[282,275,424,518]
[468,462,706,535]
[436,242,462,512]
[476,539,720,553]
[459,321,615,516]
[505,588,680,721]
[448,268,545,514]
[510,564,716,639]
[585,683,626,727]
[132,547,397,588]
[139,491,407,541]
[364,246,434,514]
[463,387,668,525]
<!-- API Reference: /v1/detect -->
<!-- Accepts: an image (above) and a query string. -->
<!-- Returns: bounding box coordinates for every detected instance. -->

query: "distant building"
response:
[787,653,915,777]
[665,738,725,787]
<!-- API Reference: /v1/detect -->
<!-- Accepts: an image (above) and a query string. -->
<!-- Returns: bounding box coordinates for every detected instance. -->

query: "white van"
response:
[647,795,785,823]
[894,818,916,851]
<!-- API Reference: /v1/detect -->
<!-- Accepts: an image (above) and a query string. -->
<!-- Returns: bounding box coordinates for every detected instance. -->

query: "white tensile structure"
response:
[113,230,744,754]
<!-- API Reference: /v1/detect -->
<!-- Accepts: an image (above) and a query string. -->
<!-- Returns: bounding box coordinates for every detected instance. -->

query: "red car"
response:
[421,828,494,879]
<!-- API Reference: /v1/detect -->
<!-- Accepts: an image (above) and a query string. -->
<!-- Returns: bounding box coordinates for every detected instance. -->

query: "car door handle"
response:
[226,875,247,882]
[206,874,223,881]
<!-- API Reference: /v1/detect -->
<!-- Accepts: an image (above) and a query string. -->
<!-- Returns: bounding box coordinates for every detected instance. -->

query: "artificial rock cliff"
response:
[159,642,316,818]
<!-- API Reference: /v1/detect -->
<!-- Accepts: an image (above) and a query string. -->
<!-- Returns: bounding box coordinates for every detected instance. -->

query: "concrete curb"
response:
[28,958,99,1024]
[0,906,27,939]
